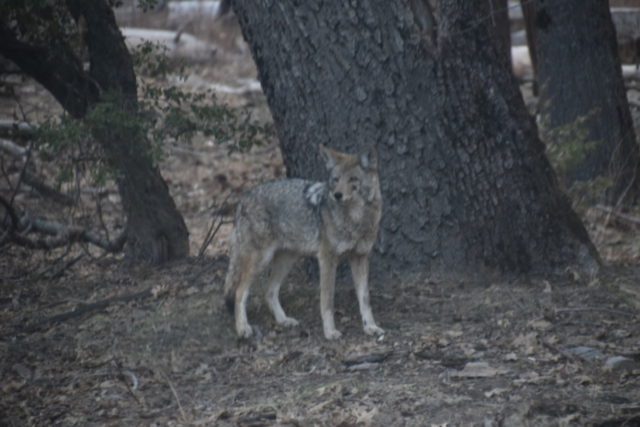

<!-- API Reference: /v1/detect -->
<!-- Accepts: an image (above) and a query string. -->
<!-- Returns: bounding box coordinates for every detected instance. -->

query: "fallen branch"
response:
[48,254,84,280]
[16,216,126,251]
[0,193,20,229]
[197,194,230,258]
[555,306,635,317]
[157,369,187,423]
[541,340,582,363]
[0,137,29,157]
[0,138,75,206]
[0,194,126,252]
[19,287,152,334]
[0,120,35,137]
[593,204,640,226]
[21,171,75,206]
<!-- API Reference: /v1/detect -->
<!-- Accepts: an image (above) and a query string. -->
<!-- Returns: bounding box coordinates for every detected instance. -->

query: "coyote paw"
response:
[324,328,343,340]
[237,323,253,338]
[364,325,385,336]
[277,316,299,327]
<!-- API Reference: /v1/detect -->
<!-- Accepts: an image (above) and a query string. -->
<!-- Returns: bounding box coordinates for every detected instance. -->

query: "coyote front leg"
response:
[233,251,260,338]
[349,254,384,336]
[319,248,341,340]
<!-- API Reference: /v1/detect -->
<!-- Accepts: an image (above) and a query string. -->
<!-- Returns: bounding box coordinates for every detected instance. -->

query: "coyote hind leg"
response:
[229,250,262,338]
[265,251,299,327]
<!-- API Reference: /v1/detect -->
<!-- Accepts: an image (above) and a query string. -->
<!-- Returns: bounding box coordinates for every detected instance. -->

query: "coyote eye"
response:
[348,176,359,183]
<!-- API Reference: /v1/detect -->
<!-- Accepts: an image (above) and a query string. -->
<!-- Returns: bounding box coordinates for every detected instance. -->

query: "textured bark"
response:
[0,0,189,265]
[533,0,640,203]
[489,0,511,68]
[233,1,599,278]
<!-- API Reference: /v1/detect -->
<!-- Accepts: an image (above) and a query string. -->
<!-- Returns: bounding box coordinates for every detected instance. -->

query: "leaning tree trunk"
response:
[533,0,640,204]
[69,0,189,264]
[0,0,189,265]
[233,0,599,278]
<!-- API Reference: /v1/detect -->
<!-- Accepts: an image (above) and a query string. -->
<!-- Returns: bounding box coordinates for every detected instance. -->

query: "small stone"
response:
[567,346,603,361]
[604,356,639,371]
[449,361,508,378]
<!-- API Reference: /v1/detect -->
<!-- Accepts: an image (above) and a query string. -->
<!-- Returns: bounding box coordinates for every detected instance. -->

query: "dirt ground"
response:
[2,10,640,427]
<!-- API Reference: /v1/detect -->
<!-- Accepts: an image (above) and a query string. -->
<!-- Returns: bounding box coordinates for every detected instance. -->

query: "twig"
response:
[17,287,153,334]
[7,140,33,207]
[0,120,35,137]
[158,369,187,422]
[0,193,20,230]
[593,204,640,226]
[95,190,111,243]
[0,138,29,157]
[197,194,231,258]
[541,340,581,363]
[555,306,635,317]
[2,211,127,252]
[48,254,84,280]
[114,358,146,409]
[21,171,75,206]
[0,139,75,206]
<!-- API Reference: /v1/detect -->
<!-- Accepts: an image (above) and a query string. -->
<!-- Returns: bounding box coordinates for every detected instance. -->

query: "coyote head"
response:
[319,144,380,204]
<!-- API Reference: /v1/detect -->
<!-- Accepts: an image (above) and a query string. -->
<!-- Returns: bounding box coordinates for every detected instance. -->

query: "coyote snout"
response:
[223,144,384,340]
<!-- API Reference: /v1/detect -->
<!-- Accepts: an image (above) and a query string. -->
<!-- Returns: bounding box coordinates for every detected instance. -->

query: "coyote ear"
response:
[319,144,338,170]
[359,144,378,170]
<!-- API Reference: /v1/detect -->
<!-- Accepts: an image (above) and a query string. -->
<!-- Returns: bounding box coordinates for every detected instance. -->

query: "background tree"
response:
[0,0,189,265]
[232,0,600,278]
[531,0,639,204]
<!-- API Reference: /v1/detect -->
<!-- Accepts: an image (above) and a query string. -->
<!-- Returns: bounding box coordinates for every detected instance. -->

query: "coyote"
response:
[223,144,384,340]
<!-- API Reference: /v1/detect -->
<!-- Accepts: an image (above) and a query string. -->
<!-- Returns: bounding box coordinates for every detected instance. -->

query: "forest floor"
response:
[2,11,640,427]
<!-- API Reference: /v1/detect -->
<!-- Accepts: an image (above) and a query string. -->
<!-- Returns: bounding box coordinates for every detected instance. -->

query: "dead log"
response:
[19,287,153,334]
[120,27,217,63]
[0,137,28,158]
[0,120,35,138]
[0,194,126,251]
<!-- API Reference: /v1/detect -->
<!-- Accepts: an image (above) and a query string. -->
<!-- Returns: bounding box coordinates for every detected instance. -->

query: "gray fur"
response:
[223,145,384,340]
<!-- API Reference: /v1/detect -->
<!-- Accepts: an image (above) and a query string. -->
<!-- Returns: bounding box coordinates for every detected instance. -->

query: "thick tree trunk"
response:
[233,1,599,278]
[533,0,640,203]
[489,0,511,68]
[70,0,189,264]
[0,0,189,264]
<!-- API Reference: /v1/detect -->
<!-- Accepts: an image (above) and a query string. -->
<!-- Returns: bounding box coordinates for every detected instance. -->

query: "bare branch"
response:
[15,215,127,251]
[21,172,76,206]
[0,194,20,229]
[197,194,231,258]
[594,204,640,226]
[0,120,35,138]
[0,138,76,206]
[1,194,126,252]
[0,138,29,158]
[16,287,152,334]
